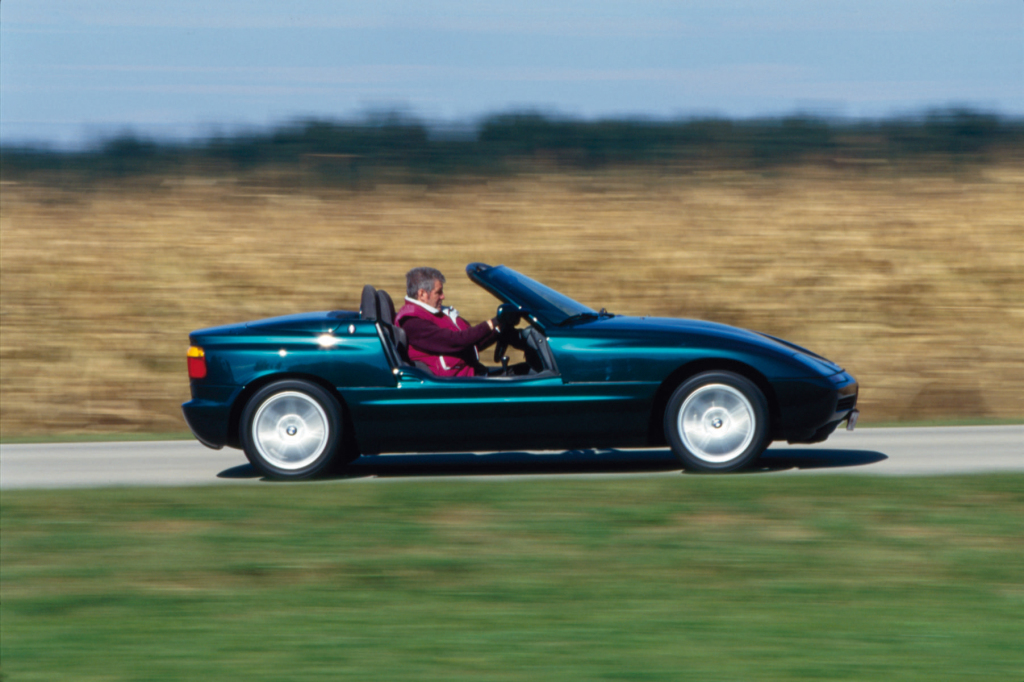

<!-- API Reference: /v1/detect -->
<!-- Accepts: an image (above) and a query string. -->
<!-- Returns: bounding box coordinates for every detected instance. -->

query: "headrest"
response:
[376,290,396,325]
[359,284,378,320]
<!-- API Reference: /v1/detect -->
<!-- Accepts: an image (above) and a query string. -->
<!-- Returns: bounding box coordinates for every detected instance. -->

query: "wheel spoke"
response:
[251,391,330,470]
[678,383,756,464]
[727,404,750,421]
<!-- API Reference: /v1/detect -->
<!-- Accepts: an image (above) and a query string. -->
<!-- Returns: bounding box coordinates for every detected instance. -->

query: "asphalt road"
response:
[1,425,1021,490]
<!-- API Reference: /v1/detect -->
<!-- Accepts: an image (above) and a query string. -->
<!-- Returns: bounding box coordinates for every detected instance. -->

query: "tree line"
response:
[3,109,1021,186]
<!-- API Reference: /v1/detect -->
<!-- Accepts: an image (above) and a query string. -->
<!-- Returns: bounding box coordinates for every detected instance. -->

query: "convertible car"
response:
[183,263,858,479]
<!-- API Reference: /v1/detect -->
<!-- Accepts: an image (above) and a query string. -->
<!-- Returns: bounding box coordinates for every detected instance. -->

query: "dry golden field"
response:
[1,166,1022,437]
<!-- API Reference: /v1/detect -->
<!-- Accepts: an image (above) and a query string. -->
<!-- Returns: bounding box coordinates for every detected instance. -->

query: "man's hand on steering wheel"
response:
[492,303,522,363]
[493,322,521,363]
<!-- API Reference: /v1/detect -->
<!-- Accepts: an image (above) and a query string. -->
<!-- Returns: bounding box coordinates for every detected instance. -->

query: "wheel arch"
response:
[227,372,358,454]
[647,358,782,446]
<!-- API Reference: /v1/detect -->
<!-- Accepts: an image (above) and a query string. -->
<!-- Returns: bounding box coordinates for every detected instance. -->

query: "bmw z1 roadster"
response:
[183,263,858,479]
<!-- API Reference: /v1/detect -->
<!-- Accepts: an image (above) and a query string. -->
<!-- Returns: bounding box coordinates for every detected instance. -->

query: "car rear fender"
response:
[647,359,781,446]
[226,372,358,454]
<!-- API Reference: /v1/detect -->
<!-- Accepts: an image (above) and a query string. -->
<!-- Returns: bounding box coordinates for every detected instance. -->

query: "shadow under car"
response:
[217,447,888,481]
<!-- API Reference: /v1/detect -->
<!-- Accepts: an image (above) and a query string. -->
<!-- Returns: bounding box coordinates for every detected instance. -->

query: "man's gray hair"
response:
[406,267,446,298]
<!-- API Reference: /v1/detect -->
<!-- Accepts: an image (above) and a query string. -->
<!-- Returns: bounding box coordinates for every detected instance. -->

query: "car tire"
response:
[664,371,769,473]
[240,379,345,480]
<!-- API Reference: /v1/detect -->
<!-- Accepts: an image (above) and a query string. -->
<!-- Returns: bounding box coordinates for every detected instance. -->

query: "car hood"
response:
[568,315,842,372]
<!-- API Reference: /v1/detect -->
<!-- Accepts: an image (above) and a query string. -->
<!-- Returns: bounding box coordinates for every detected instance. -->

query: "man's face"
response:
[418,279,445,309]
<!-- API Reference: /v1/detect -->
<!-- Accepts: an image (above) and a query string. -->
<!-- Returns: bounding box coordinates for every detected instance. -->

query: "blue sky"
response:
[2,0,1021,147]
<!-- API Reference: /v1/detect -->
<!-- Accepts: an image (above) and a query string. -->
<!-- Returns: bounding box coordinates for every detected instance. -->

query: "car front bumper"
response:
[773,371,859,444]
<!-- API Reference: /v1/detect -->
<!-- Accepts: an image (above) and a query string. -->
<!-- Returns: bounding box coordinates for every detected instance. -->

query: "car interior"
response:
[358,284,558,381]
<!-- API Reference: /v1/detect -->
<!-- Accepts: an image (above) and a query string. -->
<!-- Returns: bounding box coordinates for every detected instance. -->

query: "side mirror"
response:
[496,303,521,328]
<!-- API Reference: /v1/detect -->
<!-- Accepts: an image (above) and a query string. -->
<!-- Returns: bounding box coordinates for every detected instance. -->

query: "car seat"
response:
[376,289,428,371]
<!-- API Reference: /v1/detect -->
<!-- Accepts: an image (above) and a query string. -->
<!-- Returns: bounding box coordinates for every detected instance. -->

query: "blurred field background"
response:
[1,112,1023,437]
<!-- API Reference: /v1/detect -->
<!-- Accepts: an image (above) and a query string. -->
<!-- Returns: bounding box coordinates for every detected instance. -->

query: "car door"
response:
[343,335,654,454]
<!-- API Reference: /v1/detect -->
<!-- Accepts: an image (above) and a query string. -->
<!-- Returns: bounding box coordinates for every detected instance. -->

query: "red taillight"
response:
[187,346,207,379]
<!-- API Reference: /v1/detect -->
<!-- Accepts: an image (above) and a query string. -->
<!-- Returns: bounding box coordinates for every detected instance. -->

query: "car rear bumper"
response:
[182,399,231,450]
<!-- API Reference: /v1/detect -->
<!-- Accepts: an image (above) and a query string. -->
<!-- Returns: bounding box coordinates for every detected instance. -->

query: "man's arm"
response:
[400,316,497,355]
[475,331,500,352]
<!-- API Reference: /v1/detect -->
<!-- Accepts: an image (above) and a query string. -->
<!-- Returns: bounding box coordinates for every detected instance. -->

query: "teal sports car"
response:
[183,263,859,479]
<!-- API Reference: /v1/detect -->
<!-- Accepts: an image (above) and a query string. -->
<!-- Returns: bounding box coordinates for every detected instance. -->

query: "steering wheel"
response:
[493,304,522,364]
[493,326,520,364]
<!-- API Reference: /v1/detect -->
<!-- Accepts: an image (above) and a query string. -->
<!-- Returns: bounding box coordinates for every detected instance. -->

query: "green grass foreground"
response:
[2,476,1021,681]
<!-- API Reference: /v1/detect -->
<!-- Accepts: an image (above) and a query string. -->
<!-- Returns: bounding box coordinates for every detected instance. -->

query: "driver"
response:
[395,267,500,377]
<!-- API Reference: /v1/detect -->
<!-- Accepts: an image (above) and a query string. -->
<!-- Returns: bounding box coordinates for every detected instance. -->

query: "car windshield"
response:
[485,266,596,325]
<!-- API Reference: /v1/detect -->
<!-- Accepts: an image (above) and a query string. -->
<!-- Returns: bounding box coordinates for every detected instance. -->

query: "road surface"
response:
[1,425,1021,490]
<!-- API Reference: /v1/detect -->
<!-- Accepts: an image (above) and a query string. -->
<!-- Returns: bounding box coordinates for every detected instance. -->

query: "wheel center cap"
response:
[286,426,298,436]
[710,418,724,429]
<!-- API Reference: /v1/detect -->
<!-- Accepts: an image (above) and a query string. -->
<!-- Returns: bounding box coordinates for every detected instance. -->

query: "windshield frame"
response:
[467,263,596,328]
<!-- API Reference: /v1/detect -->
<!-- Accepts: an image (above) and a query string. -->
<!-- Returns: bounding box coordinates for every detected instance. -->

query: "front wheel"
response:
[240,380,346,479]
[664,371,769,473]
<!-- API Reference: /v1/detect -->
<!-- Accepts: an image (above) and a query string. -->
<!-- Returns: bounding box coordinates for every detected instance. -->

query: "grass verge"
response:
[2,476,1021,681]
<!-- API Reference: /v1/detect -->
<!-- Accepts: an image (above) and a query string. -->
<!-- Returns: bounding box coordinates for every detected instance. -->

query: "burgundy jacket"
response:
[395,301,497,377]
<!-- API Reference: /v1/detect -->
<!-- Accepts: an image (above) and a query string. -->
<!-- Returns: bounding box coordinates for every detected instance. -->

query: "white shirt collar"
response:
[405,296,459,321]
[405,296,440,314]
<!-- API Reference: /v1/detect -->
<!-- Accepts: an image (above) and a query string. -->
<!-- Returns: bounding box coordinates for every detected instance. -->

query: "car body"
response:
[183,263,858,478]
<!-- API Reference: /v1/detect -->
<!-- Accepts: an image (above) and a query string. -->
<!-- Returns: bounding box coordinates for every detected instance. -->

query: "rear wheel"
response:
[240,380,346,479]
[664,371,769,472]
